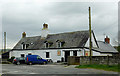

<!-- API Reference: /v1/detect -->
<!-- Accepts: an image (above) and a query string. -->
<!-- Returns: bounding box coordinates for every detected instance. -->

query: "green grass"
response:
[75,64,120,72]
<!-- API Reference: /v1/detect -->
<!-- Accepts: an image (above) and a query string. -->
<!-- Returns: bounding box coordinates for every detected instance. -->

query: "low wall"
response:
[68,56,120,65]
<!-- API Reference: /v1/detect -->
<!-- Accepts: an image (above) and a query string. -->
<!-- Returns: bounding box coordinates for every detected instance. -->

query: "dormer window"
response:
[44,41,53,48]
[22,44,26,49]
[45,42,49,48]
[26,44,29,49]
[21,42,29,49]
[56,40,65,48]
[61,42,65,47]
[58,42,61,48]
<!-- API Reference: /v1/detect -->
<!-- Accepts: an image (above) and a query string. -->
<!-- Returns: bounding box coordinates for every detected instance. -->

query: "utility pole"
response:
[89,7,92,64]
[4,32,6,53]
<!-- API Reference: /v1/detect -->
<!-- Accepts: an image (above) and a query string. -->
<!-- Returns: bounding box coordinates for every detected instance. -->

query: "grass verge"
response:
[75,64,120,72]
[2,61,11,64]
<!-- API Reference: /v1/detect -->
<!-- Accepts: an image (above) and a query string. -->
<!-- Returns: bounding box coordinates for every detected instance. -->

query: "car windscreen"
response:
[37,56,42,59]
[15,57,25,60]
[19,57,25,60]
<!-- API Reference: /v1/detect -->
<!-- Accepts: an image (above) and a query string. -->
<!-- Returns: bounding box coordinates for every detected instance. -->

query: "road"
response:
[2,64,118,74]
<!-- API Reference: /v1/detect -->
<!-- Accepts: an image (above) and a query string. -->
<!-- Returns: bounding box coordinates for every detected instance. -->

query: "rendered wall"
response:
[9,48,83,62]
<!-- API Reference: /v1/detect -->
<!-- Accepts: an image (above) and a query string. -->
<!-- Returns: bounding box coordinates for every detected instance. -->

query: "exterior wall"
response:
[10,48,83,62]
[84,49,112,56]
[85,32,98,48]
[10,50,62,62]
[10,48,112,62]
[68,56,119,65]
[92,51,100,56]
[92,51,112,56]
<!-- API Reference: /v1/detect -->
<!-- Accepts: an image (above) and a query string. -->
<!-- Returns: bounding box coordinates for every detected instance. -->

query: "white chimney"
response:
[41,23,49,39]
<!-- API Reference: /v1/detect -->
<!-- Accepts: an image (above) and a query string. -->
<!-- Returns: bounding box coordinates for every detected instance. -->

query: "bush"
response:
[2,61,11,64]
[7,56,15,62]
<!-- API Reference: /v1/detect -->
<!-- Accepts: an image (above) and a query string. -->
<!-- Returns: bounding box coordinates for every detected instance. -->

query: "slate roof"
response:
[13,36,41,49]
[92,41,118,53]
[13,30,118,53]
[13,30,90,49]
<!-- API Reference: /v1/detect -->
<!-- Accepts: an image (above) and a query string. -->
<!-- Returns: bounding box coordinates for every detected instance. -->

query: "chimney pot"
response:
[43,23,48,29]
[104,36,110,44]
[41,23,49,39]
[22,32,26,38]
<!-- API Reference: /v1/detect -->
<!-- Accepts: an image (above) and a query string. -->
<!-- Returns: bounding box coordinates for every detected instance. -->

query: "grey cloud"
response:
[2,2,118,49]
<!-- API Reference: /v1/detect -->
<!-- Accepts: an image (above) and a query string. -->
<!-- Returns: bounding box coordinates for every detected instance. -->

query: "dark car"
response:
[13,57,25,65]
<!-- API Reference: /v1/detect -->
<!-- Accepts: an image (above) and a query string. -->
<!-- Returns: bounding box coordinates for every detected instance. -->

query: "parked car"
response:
[13,57,25,65]
[25,55,48,65]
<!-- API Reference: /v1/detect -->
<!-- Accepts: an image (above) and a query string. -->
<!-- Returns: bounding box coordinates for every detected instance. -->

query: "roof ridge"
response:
[25,36,41,38]
[48,30,89,36]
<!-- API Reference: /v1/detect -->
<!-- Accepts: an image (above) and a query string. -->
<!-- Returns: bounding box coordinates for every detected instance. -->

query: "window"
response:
[57,42,61,48]
[37,56,41,59]
[44,41,53,48]
[73,51,77,56]
[61,42,65,46]
[28,53,32,55]
[26,44,29,49]
[46,43,49,48]
[21,54,25,57]
[56,40,65,48]
[22,44,25,49]
[20,57,25,60]
[22,43,30,49]
[46,52,49,58]
[56,40,61,48]
[44,41,49,48]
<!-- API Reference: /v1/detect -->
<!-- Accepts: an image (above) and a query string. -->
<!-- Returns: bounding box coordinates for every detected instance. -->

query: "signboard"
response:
[85,51,90,56]
[57,50,61,56]
[85,51,92,56]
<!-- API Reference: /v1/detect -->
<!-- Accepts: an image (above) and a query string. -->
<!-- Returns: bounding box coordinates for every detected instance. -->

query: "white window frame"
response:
[45,42,49,48]
[22,44,26,49]
[57,41,62,48]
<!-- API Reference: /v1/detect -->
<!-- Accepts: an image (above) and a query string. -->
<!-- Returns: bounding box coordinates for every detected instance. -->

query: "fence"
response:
[67,56,120,65]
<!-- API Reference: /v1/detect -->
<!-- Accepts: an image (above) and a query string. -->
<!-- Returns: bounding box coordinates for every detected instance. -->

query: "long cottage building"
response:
[10,23,118,62]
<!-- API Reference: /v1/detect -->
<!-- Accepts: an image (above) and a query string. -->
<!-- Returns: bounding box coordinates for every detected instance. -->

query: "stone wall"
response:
[68,56,120,65]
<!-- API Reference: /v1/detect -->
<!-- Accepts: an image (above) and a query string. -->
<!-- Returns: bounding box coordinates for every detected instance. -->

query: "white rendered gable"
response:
[85,32,98,48]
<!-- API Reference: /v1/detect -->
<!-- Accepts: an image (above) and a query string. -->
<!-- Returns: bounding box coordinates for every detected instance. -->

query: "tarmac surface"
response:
[2,64,119,75]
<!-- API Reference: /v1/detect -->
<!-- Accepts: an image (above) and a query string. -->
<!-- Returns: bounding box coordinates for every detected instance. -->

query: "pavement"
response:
[1,64,119,74]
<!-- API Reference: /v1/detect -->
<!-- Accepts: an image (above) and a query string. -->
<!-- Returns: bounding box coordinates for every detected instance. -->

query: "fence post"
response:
[107,55,109,66]
[79,56,81,65]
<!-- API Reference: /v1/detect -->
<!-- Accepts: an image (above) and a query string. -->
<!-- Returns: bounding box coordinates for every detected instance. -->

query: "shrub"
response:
[7,56,15,62]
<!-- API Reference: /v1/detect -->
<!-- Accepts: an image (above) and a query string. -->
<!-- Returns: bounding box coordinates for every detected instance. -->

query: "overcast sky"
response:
[1,0,119,49]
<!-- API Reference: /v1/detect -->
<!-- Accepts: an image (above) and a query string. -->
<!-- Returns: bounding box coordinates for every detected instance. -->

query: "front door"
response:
[65,51,70,62]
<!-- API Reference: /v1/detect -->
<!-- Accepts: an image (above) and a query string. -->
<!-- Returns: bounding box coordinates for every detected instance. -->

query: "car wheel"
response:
[29,62,32,65]
[16,62,20,65]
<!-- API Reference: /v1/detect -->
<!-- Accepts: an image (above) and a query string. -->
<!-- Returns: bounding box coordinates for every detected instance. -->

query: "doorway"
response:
[21,54,25,57]
[64,51,70,62]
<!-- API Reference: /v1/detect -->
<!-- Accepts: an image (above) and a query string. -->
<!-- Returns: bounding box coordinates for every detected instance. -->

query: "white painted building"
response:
[10,48,84,62]
[9,23,118,62]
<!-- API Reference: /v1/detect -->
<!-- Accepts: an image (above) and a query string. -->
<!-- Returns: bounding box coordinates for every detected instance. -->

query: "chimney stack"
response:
[41,23,49,39]
[22,32,26,38]
[104,36,110,44]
